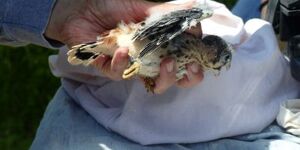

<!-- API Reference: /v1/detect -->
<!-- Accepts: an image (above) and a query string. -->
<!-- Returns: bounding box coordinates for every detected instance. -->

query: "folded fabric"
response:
[31,88,300,150]
[277,99,300,136]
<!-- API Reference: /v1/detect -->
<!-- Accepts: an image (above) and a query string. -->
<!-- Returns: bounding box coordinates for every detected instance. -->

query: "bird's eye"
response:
[225,54,231,61]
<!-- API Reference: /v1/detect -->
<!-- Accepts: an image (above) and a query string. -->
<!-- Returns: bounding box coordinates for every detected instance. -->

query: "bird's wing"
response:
[133,8,205,58]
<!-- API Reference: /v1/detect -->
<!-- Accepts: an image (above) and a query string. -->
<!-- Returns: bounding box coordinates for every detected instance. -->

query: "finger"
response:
[92,48,129,81]
[100,48,128,80]
[177,63,204,88]
[111,47,129,78]
[154,58,177,94]
[92,54,113,76]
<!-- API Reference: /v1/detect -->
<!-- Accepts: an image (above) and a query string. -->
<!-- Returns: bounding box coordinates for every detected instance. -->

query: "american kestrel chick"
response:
[67,6,233,92]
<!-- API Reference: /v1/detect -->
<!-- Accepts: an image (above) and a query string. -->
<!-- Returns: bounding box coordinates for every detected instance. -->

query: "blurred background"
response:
[0,0,236,149]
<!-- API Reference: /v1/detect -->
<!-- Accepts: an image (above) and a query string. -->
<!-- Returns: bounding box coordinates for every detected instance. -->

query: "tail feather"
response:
[67,34,118,66]
[67,42,104,66]
[67,22,137,66]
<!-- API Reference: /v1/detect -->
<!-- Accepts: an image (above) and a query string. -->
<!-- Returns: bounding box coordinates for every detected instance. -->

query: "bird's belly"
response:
[137,51,193,79]
[138,56,161,77]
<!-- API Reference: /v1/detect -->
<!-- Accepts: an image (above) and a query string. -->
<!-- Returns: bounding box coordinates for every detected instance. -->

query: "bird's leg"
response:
[123,62,156,93]
[142,77,156,93]
[122,62,140,79]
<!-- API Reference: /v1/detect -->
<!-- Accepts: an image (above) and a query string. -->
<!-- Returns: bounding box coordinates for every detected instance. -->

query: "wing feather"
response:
[133,8,206,58]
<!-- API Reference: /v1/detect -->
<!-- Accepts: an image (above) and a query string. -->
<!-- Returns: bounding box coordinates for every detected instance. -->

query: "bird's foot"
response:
[123,62,140,79]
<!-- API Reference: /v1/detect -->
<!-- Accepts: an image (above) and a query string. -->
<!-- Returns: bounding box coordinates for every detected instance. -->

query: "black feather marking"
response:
[182,44,189,50]
[139,41,159,57]
[90,44,98,49]
[75,50,96,60]
[92,54,99,59]
[161,42,169,49]
[85,41,97,45]
[185,40,190,44]
[148,35,155,40]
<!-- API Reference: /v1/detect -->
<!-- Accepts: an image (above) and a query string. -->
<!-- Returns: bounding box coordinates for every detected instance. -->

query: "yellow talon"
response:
[122,62,140,79]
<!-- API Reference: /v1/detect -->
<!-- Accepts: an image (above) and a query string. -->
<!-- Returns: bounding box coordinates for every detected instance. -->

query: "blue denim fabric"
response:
[30,87,300,150]
[232,0,261,22]
[0,0,58,47]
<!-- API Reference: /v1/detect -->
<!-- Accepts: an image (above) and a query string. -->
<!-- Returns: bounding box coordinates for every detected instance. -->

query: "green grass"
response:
[0,46,60,150]
[0,0,236,149]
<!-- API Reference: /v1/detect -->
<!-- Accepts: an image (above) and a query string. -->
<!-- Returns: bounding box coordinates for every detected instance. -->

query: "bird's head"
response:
[202,35,233,71]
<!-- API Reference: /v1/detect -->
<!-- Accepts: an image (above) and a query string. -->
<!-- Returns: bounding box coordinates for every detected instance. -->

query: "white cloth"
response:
[277,99,300,136]
[49,0,299,145]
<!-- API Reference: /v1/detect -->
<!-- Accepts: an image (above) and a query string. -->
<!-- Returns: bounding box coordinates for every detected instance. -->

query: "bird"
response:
[67,5,233,93]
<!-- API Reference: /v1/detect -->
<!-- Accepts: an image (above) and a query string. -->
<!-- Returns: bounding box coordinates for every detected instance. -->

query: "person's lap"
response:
[30,87,300,150]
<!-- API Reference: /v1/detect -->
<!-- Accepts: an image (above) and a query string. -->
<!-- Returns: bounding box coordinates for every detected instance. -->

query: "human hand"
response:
[45,0,204,94]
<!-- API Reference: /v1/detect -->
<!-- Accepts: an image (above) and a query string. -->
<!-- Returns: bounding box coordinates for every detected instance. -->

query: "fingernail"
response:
[191,63,199,73]
[166,60,174,73]
[120,51,129,58]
